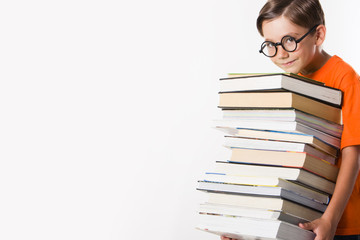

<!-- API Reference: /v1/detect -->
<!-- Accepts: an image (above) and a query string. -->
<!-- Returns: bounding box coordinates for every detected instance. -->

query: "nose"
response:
[276,46,289,59]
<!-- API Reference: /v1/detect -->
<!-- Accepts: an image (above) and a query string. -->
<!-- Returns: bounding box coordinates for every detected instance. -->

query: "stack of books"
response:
[196,73,343,240]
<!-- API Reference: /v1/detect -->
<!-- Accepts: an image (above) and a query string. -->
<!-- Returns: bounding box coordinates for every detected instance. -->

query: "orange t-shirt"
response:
[301,55,360,235]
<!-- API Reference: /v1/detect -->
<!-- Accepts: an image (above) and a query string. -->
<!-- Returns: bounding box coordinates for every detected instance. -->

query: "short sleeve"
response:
[340,71,360,149]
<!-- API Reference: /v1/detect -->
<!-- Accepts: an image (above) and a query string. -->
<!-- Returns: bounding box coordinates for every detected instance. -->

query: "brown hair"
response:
[256,0,325,36]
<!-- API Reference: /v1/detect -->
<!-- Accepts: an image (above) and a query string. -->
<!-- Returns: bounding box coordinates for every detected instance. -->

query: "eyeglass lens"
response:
[261,36,297,57]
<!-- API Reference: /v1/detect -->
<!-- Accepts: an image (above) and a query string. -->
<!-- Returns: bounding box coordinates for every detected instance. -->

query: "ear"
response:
[315,24,326,46]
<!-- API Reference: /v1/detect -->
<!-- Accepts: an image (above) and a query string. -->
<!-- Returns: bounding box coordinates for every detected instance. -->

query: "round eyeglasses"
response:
[259,25,319,58]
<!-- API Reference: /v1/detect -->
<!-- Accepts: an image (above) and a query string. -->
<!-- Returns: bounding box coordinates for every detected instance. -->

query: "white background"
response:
[0,1,359,239]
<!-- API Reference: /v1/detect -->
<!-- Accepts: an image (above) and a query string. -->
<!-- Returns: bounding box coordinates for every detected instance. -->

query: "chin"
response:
[277,65,300,74]
[287,69,300,74]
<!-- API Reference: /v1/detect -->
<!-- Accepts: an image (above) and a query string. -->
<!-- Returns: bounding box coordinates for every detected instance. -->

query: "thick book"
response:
[201,174,330,204]
[218,92,342,124]
[206,192,323,221]
[197,181,327,212]
[197,213,315,240]
[221,109,343,138]
[198,203,309,225]
[216,126,340,151]
[224,136,337,164]
[214,161,335,194]
[220,73,342,107]
[230,148,339,179]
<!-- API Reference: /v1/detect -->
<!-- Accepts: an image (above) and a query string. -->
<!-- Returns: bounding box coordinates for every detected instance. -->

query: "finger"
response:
[220,237,234,240]
[299,222,314,230]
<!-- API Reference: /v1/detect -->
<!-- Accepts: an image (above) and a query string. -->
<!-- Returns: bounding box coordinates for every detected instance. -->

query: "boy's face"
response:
[262,16,318,74]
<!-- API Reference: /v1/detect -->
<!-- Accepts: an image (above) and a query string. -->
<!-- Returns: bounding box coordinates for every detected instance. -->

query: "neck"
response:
[300,50,331,76]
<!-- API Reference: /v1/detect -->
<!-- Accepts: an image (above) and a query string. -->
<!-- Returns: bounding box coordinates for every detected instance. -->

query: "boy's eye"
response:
[284,36,295,43]
[266,42,276,48]
[282,36,297,51]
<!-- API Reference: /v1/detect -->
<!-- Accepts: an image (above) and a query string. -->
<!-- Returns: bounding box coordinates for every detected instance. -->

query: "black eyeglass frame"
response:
[259,24,319,57]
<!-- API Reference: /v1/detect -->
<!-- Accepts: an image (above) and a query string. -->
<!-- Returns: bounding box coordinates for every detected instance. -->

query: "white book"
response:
[206,192,323,221]
[221,109,342,138]
[214,161,335,194]
[197,181,327,212]
[197,213,315,240]
[202,174,330,204]
[217,126,340,152]
[214,119,341,145]
[198,203,309,224]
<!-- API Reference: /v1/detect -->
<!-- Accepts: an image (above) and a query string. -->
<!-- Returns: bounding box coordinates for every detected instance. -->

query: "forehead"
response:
[262,16,308,41]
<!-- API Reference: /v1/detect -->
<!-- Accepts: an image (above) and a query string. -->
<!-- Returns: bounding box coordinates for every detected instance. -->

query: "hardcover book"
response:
[220,73,342,107]
[214,161,335,194]
[197,213,315,240]
[219,92,342,124]
[197,181,327,212]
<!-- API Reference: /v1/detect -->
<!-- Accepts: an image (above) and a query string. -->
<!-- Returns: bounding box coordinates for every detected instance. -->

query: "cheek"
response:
[295,42,315,57]
[269,57,284,69]
[270,58,277,65]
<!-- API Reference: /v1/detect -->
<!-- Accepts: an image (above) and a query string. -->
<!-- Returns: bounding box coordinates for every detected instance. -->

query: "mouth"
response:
[280,60,296,68]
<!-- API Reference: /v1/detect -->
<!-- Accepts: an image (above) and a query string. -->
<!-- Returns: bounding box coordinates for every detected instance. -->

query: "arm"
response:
[299,145,360,240]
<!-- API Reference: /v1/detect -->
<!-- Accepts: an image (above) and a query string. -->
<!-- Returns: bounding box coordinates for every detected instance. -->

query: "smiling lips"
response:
[281,59,296,67]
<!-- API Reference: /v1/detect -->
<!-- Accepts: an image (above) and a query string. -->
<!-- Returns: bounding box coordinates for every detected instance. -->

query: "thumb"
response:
[299,221,315,231]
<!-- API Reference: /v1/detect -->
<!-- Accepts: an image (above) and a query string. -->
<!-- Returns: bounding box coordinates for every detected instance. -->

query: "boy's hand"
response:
[299,217,336,240]
[220,236,241,240]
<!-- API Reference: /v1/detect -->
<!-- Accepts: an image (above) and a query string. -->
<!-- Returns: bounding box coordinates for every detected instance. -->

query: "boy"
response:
[221,0,360,239]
